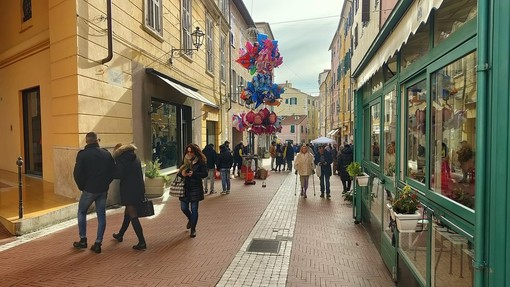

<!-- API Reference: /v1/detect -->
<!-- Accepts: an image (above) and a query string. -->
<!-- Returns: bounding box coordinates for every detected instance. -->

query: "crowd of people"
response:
[72,132,355,254]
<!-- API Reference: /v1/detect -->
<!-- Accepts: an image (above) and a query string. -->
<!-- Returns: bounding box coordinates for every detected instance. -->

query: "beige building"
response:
[0,0,262,200]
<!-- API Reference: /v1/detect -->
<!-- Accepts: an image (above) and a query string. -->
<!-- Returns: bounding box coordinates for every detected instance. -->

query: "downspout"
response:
[227,3,233,113]
[474,0,489,284]
[101,0,113,64]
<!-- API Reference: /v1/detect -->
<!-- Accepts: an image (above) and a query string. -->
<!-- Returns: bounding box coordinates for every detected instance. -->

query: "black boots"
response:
[90,242,102,254]
[73,237,87,249]
[112,233,124,242]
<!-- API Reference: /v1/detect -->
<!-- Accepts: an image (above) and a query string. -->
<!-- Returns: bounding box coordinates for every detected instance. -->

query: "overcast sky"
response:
[242,0,343,96]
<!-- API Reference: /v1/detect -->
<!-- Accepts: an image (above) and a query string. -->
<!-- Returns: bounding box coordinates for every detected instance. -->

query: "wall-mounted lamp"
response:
[169,27,205,64]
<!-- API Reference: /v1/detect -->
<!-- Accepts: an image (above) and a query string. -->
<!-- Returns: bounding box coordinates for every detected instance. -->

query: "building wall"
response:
[351,0,381,74]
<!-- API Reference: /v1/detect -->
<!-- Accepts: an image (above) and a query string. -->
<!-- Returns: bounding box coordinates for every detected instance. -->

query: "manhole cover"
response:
[247,239,281,253]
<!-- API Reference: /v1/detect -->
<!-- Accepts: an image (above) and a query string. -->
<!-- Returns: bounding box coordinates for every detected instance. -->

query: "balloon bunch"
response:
[232,108,282,135]
[235,33,283,75]
[241,74,285,108]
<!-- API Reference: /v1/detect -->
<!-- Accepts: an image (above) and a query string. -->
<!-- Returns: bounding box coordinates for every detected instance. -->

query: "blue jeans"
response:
[77,191,107,243]
[319,174,331,195]
[220,168,231,191]
[180,200,199,230]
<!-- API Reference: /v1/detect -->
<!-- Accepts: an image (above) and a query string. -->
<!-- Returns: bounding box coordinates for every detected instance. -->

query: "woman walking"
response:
[294,144,315,198]
[178,143,208,238]
[337,144,354,193]
[111,143,147,250]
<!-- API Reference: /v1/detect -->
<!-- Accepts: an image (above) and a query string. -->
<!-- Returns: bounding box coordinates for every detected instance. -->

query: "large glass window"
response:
[401,23,430,70]
[430,52,477,210]
[370,104,381,165]
[407,80,427,183]
[383,90,397,177]
[151,100,179,169]
[434,0,477,46]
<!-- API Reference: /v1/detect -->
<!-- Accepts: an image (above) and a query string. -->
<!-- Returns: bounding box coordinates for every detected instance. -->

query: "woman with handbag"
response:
[179,143,208,238]
[111,143,147,250]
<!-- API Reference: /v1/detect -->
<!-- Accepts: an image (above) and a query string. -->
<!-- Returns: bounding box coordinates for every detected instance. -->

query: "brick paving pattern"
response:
[0,165,394,286]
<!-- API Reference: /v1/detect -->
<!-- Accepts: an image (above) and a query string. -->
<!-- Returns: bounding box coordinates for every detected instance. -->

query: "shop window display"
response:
[430,52,477,210]
[406,80,427,183]
[370,104,381,165]
[150,100,179,169]
[383,90,397,177]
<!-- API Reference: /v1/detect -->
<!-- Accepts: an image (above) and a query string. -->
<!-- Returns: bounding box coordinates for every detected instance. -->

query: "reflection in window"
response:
[383,90,397,177]
[430,52,477,210]
[370,104,381,165]
[434,0,477,46]
[407,80,427,183]
[432,223,473,286]
[400,23,430,70]
[151,100,178,169]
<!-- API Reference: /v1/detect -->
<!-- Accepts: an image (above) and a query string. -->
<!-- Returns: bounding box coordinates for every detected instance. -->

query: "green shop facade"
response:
[350,0,509,286]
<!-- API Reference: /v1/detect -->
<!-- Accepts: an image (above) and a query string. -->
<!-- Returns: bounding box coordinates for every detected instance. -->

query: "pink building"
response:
[278,115,308,144]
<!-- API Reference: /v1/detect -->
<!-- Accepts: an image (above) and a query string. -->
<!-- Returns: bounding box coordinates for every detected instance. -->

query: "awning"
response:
[327,128,339,136]
[355,0,444,89]
[146,68,218,108]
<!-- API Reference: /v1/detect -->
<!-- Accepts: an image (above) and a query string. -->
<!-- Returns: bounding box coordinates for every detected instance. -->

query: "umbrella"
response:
[310,136,337,145]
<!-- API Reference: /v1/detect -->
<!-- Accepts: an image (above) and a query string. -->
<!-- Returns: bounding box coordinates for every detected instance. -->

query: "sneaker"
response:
[90,242,101,254]
[221,191,226,195]
[226,190,230,194]
[73,238,87,249]
[320,194,325,198]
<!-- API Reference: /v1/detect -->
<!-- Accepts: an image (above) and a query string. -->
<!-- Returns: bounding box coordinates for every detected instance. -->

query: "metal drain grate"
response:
[247,239,281,253]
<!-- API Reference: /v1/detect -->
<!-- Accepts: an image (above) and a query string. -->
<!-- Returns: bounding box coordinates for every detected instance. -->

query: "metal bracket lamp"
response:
[169,27,205,64]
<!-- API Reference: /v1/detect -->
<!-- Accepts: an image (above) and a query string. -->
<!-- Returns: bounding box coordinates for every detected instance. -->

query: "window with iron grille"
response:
[182,0,192,54]
[206,16,214,73]
[22,0,32,22]
[144,0,162,34]
[220,35,226,82]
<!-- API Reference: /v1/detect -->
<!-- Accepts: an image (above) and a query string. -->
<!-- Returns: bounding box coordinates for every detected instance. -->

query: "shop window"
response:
[398,211,430,284]
[370,104,381,165]
[400,23,430,70]
[431,223,473,286]
[434,0,477,46]
[151,100,179,169]
[406,80,427,183]
[383,90,396,177]
[430,52,477,210]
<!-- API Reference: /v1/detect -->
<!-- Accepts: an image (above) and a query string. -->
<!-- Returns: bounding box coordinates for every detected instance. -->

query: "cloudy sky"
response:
[242,0,343,96]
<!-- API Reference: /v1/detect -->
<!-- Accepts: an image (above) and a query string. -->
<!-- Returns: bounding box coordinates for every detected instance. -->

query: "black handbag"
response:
[137,198,155,218]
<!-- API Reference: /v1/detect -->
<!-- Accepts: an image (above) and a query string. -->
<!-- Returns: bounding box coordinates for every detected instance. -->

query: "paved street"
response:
[0,166,394,287]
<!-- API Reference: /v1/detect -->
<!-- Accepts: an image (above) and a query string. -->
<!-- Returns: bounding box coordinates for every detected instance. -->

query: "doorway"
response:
[22,87,42,176]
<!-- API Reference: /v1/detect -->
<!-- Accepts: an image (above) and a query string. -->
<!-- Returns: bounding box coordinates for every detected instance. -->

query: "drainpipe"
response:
[474,0,489,284]
[101,0,113,64]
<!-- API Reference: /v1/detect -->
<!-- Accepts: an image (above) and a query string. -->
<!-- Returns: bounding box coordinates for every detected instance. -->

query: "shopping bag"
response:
[137,198,155,217]
[315,165,322,177]
[169,175,185,197]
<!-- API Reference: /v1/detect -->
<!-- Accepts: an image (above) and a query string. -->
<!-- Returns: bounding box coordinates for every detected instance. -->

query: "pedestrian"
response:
[294,144,315,198]
[269,141,277,171]
[202,143,217,194]
[337,144,353,193]
[232,141,244,177]
[178,143,208,238]
[275,142,284,172]
[331,144,338,174]
[222,140,231,152]
[72,132,115,253]
[314,145,334,199]
[285,141,295,171]
[216,144,234,194]
[372,141,380,164]
[111,143,147,250]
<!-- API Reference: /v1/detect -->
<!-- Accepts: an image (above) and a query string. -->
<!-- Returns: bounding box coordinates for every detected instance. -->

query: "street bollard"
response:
[17,156,23,219]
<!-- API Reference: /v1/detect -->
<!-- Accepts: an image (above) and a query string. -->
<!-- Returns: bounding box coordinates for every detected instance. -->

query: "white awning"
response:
[149,70,218,108]
[356,0,444,89]
[327,128,339,136]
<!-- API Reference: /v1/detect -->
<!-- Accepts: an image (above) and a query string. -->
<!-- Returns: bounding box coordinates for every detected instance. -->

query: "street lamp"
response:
[169,27,205,64]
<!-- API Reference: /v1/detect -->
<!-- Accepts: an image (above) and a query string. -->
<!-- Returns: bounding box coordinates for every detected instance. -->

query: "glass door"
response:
[22,87,42,176]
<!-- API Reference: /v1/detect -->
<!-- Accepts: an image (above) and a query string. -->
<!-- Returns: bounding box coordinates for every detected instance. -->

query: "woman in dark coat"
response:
[112,143,147,250]
[178,143,208,238]
[337,144,354,193]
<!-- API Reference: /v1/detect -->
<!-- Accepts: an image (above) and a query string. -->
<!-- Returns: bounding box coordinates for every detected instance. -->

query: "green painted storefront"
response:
[350,0,510,286]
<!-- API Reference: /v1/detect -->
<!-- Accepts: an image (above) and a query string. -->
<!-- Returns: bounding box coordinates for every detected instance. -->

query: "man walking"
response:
[73,132,115,253]
[314,145,334,199]
[202,143,217,194]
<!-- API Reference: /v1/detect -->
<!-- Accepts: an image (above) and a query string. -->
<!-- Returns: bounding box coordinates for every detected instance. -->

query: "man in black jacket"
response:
[202,143,217,194]
[72,132,115,253]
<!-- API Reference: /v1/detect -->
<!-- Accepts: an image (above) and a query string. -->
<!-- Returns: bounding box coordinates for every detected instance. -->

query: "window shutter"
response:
[362,0,370,23]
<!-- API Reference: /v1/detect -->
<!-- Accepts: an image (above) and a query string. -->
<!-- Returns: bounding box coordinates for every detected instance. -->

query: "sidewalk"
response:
[0,161,394,287]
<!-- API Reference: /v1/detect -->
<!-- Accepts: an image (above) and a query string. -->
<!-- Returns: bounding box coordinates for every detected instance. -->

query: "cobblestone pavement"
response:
[0,164,394,286]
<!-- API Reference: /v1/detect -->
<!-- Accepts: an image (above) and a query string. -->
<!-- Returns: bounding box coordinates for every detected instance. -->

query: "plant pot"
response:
[144,177,165,198]
[356,173,370,187]
[386,203,395,220]
[394,211,421,232]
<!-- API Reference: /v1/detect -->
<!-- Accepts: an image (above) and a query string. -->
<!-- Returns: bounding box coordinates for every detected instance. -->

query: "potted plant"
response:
[144,159,169,198]
[391,184,421,232]
[347,162,370,187]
